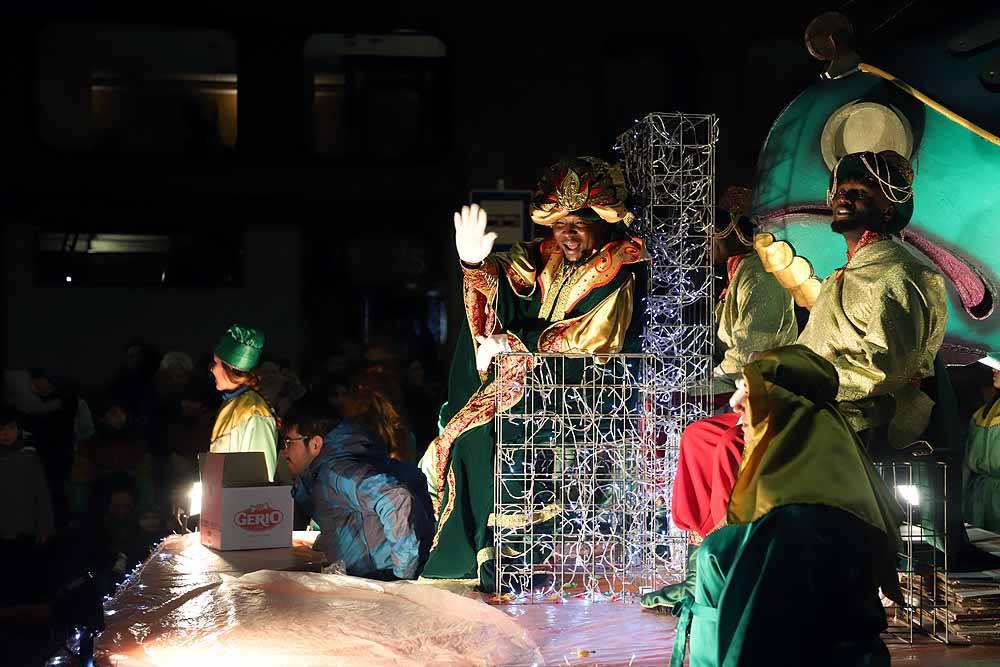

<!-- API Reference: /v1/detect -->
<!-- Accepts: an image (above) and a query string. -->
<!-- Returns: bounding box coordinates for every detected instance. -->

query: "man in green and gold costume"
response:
[418,156,648,589]
[670,345,904,667]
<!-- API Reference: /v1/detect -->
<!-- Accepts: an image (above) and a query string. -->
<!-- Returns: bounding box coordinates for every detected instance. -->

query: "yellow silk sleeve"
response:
[716,256,797,378]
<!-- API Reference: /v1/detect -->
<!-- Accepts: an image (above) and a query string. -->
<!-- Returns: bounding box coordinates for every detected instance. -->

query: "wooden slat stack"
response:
[893,528,1000,643]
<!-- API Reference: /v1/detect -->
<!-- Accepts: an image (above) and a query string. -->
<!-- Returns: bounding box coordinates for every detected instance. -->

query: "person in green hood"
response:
[208,325,280,481]
[670,345,904,667]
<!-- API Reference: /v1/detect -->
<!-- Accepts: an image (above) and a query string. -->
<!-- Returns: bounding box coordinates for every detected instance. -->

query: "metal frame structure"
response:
[876,460,956,645]
[492,113,718,602]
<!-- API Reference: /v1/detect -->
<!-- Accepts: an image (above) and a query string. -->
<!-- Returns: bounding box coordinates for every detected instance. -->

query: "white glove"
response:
[454,203,498,265]
[475,334,511,372]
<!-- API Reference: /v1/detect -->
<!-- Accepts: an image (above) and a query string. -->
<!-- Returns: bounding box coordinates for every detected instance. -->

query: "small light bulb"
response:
[189,481,202,516]
[896,484,920,506]
[65,275,72,283]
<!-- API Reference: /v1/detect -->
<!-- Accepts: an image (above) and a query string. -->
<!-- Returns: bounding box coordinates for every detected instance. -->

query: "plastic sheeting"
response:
[96,534,542,666]
[499,599,677,666]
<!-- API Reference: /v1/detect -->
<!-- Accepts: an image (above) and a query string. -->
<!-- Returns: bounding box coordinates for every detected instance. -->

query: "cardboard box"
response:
[198,452,293,551]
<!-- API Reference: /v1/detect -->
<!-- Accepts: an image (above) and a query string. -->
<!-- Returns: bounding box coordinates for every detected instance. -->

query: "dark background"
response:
[1,2,997,663]
[0,1,992,388]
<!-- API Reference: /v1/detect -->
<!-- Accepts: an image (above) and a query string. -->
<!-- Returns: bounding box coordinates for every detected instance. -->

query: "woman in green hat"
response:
[208,325,279,481]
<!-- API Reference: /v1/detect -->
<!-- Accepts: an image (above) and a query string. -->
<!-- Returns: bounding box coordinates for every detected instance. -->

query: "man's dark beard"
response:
[830,217,865,234]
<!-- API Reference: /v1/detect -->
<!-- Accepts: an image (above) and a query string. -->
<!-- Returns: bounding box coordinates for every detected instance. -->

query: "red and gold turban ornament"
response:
[529,156,636,227]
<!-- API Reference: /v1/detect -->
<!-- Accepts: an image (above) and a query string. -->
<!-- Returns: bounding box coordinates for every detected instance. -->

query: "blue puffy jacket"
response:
[292,419,434,579]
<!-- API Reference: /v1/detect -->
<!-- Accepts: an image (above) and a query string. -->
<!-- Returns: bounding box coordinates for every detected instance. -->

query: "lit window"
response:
[37,23,238,154]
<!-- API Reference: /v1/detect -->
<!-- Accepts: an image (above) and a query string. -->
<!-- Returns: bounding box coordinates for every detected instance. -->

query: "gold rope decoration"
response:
[487,503,563,529]
[857,62,1000,149]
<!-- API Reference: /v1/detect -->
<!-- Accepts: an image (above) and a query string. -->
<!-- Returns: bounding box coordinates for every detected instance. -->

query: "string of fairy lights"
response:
[492,113,717,602]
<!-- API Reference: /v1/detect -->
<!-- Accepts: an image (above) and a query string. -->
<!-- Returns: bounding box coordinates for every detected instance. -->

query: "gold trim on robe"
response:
[973,399,1000,429]
[538,277,635,356]
[488,503,563,529]
[430,332,534,549]
[537,238,646,322]
[796,239,947,448]
[462,243,539,382]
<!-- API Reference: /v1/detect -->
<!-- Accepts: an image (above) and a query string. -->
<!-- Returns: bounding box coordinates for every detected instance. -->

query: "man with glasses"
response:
[281,397,434,580]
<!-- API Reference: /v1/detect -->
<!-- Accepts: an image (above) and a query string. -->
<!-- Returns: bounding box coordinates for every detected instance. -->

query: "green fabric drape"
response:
[672,504,892,667]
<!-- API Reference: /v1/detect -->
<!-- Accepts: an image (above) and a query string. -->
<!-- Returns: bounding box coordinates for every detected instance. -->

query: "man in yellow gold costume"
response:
[798,150,947,453]
[418,156,648,590]
[645,149,947,610]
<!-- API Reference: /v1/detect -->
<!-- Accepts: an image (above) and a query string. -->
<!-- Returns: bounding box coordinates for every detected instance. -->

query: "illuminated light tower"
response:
[492,113,717,601]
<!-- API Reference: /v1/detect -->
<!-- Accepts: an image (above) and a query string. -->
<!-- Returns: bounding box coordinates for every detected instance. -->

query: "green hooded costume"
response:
[671,345,904,667]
